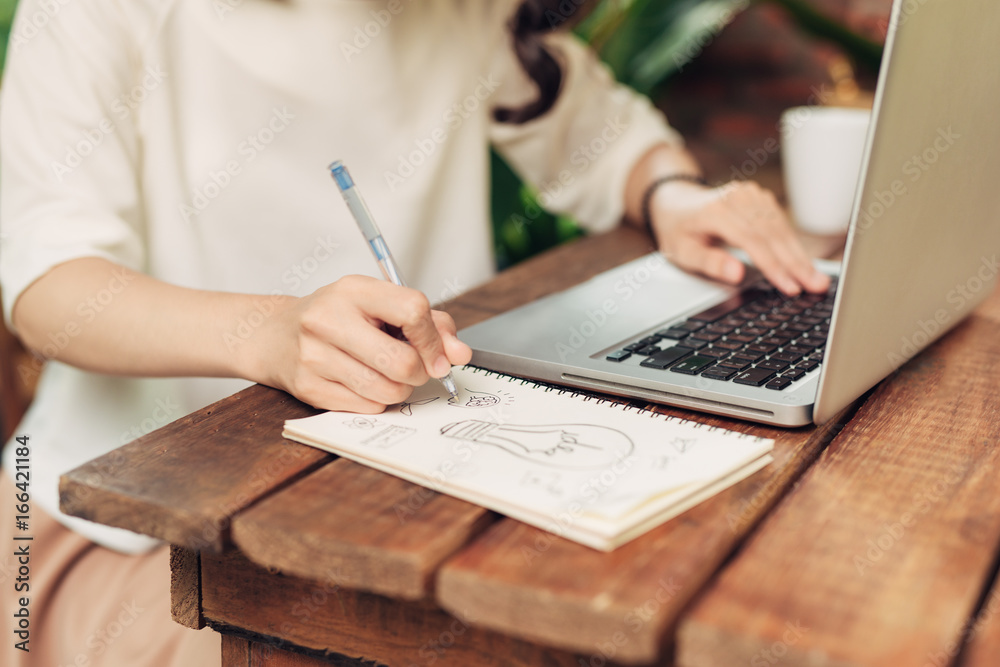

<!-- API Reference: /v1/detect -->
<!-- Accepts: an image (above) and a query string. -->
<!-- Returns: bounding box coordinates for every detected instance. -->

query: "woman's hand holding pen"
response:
[251,275,472,414]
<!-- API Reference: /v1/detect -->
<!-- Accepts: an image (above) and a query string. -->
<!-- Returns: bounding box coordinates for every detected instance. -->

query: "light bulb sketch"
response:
[439,420,634,470]
[398,396,439,416]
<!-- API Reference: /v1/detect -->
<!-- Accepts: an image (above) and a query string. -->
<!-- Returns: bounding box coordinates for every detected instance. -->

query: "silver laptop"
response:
[461,0,1000,427]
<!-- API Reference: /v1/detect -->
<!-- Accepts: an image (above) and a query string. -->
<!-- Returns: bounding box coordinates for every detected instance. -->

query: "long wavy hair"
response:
[495,0,594,125]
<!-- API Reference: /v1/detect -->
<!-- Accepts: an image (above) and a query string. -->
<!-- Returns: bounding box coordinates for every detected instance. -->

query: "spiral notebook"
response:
[282,366,773,551]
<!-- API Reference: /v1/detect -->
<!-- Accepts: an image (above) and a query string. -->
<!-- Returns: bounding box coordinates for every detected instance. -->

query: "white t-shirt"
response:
[0,0,682,552]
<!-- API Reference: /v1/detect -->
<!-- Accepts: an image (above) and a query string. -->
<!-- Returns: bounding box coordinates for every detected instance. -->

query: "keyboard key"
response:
[758,359,790,371]
[781,368,807,382]
[761,335,794,347]
[676,338,709,351]
[638,336,662,346]
[701,367,737,381]
[731,353,763,364]
[689,330,722,342]
[670,355,716,375]
[741,326,769,337]
[606,350,631,362]
[733,367,777,386]
[796,360,820,372]
[716,359,751,372]
[713,340,744,351]
[706,323,735,335]
[787,322,815,333]
[770,351,803,364]
[675,320,706,332]
[634,345,661,356]
[726,333,757,344]
[765,376,794,391]
[700,347,732,359]
[688,289,769,323]
[758,319,783,330]
[657,328,691,340]
[798,316,825,326]
[783,345,812,356]
[745,343,778,355]
[623,343,646,352]
[639,346,692,369]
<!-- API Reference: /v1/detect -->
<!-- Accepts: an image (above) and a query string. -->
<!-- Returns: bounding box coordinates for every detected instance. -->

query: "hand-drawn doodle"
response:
[398,396,439,416]
[669,437,697,454]
[447,389,509,409]
[361,425,416,448]
[439,420,634,469]
[343,416,377,430]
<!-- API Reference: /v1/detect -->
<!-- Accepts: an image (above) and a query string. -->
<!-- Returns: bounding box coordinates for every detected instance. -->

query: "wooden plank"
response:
[202,550,612,667]
[677,292,1000,666]
[59,385,328,552]
[221,634,362,666]
[232,458,495,600]
[435,401,858,665]
[960,575,1000,667]
[170,545,204,629]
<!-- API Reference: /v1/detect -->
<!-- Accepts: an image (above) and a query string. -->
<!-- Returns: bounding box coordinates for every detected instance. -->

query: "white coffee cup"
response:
[780,106,871,235]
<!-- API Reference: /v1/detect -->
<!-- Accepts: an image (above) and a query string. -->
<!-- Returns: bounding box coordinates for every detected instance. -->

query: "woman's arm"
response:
[12,257,471,413]
[624,143,831,296]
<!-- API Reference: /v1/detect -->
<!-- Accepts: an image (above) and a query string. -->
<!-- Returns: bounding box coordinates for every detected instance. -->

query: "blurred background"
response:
[0,0,893,441]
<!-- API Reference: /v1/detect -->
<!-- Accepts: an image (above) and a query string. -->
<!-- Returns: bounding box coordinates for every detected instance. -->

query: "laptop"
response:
[460,0,1000,427]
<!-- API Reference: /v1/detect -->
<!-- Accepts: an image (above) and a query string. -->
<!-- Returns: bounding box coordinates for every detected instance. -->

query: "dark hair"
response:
[494,0,592,125]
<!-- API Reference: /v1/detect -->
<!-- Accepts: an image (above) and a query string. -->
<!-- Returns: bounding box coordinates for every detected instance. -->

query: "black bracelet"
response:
[640,174,709,238]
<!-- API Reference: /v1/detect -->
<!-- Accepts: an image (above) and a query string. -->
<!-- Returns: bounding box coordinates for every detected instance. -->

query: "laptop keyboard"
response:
[605,280,837,391]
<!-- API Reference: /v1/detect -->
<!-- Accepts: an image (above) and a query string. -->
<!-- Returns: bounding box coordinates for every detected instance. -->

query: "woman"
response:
[0,0,828,664]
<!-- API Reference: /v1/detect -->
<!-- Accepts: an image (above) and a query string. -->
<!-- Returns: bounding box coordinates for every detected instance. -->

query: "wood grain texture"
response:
[202,550,613,667]
[232,458,496,600]
[59,385,328,552]
[677,293,1000,667]
[960,574,1000,666]
[170,545,204,629]
[436,404,858,665]
[221,634,374,666]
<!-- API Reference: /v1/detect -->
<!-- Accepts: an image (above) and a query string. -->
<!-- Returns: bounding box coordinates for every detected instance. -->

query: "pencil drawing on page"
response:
[439,420,634,470]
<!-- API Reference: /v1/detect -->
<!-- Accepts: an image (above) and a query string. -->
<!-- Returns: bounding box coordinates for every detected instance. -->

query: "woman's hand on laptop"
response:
[648,179,830,296]
[625,143,830,296]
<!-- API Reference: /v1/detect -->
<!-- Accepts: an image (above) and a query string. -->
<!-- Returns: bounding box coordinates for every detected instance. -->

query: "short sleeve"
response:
[0,0,154,331]
[488,24,684,233]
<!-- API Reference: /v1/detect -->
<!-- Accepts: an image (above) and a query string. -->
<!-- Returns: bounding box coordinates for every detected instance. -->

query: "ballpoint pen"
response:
[329,160,459,399]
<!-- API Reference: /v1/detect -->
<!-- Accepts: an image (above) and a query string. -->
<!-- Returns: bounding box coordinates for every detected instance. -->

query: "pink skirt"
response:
[1,469,220,666]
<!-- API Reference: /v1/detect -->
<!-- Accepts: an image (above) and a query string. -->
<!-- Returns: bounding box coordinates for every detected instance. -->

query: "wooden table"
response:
[59,226,1000,666]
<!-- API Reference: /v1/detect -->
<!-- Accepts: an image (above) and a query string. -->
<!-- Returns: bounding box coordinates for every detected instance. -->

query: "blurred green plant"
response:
[0,0,16,74]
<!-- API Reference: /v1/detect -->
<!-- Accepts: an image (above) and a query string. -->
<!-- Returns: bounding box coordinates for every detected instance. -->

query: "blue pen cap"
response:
[329,161,354,191]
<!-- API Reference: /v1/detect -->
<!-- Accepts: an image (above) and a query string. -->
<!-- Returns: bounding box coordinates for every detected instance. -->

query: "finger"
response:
[698,214,802,295]
[431,311,473,366]
[355,281,451,379]
[293,376,390,414]
[670,237,746,285]
[299,336,416,406]
[752,207,831,293]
